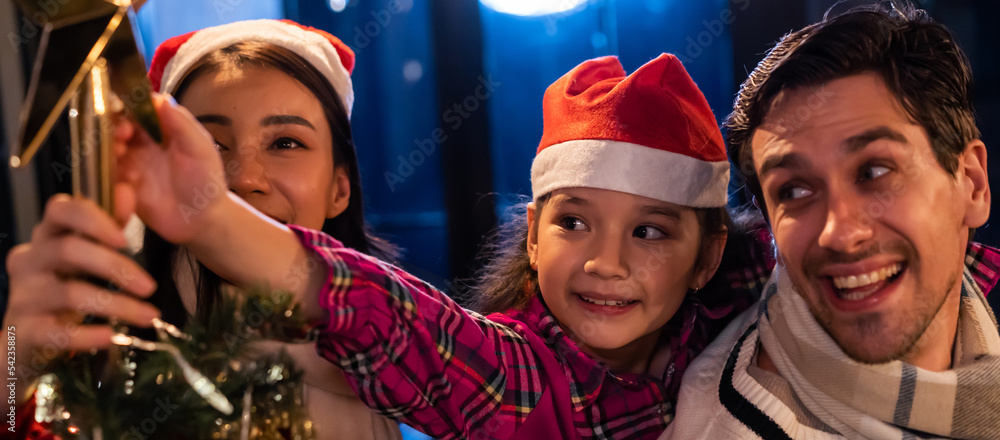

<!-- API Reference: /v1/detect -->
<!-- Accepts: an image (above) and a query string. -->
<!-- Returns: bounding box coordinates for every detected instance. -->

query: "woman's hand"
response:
[3,191,159,403]
[117,94,229,246]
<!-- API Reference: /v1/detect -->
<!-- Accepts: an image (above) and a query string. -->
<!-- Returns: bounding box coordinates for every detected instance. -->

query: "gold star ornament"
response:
[10,0,161,213]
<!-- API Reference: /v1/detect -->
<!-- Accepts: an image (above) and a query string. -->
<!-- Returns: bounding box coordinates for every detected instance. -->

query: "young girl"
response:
[123,53,763,438]
[5,19,401,440]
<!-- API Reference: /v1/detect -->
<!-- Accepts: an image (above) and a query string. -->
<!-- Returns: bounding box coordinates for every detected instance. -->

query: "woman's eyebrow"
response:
[195,114,232,125]
[261,114,315,130]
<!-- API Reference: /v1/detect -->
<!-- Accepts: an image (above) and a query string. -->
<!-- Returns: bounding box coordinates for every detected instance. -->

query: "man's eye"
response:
[559,216,587,231]
[778,186,812,201]
[859,165,891,182]
[272,137,304,150]
[633,225,666,240]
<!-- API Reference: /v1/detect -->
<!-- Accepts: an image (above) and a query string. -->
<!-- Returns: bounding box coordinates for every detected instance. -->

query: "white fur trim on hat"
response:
[531,139,730,207]
[159,19,354,118]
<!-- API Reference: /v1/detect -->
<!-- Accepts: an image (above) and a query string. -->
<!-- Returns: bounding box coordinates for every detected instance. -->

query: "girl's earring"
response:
[690,286,700,295]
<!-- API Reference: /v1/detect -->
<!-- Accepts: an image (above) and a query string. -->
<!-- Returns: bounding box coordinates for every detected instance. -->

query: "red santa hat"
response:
[148,19,355,118]
[531,53,729,207]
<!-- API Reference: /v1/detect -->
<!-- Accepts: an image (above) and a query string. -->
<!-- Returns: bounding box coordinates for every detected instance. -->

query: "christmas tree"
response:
[35,288,316,440]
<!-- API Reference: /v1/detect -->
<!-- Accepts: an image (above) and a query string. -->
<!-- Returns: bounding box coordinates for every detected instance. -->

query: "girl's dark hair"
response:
[469,194,732,315]
[143,42,397,325]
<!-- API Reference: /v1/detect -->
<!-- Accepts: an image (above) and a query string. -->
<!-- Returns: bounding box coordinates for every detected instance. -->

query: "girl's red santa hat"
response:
[531,53,729,207]
[148,19,355,118]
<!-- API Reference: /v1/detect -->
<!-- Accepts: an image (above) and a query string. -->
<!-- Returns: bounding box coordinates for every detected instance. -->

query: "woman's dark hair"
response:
[143,42,397,325]
[726,1,979,220]
[469,194,732,315]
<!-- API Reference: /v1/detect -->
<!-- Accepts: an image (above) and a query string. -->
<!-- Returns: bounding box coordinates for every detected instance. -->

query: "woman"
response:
[5,19,401,440]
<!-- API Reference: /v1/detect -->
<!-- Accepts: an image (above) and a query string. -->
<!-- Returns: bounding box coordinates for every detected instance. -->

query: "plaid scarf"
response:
[758,267,1000,439]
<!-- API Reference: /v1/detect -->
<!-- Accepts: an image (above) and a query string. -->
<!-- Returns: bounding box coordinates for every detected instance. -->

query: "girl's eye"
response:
[634,225,667,240]
[858,164,891,182]
[272,137,305,150]
[214,140,228,152]
[778,185,812,201]
[558,216,587,231]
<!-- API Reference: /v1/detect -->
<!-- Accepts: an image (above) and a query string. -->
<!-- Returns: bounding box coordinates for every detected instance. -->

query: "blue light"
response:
[479,0,588,17]
[328,0,346,12]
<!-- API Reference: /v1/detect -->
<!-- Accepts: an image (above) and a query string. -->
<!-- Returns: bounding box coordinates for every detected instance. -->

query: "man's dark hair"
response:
[725,1,980,218]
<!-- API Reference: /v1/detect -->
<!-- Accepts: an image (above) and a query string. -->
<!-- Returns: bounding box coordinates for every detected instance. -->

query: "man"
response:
[663,3,1000,439]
